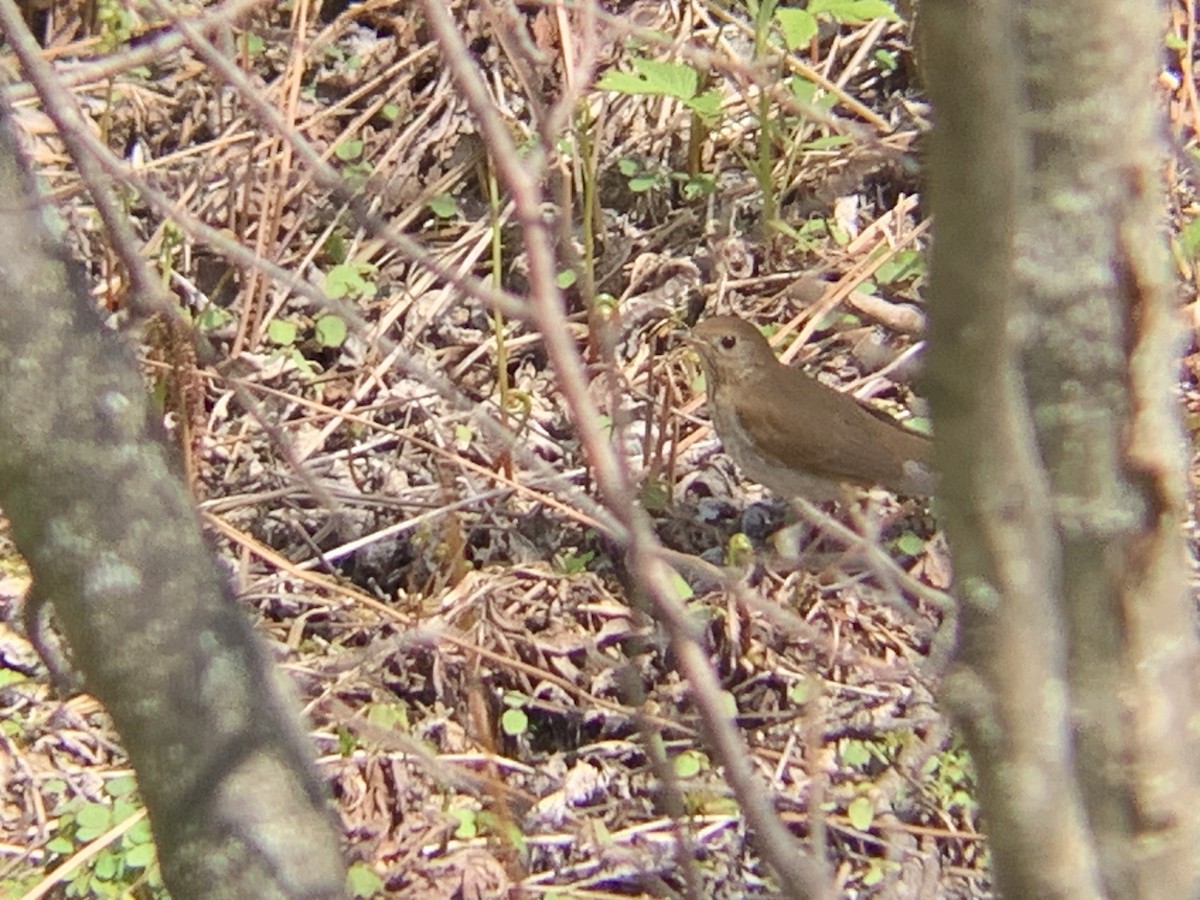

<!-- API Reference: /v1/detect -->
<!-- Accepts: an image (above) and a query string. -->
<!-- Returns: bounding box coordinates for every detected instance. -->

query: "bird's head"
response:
[686,316,779,390]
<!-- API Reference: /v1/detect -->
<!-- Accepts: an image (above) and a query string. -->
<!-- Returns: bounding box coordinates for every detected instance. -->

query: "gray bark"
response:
[922,1,1200,897]
[0,97,346,898]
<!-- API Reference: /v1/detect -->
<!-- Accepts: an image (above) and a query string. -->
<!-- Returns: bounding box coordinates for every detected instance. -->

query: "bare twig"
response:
[142,0,529,323]
[0,0,171,315]
[1,0,267,103]
[419,1,832,895]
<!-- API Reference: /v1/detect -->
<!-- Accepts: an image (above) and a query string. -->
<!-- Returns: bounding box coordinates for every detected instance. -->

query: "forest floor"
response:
[1,1,1198,897]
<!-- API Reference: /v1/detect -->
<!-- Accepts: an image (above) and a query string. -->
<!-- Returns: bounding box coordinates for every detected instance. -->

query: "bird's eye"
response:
[719,335,737,350]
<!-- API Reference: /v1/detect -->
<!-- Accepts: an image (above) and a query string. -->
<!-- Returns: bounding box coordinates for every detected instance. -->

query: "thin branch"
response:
[0,0,171,315]
[418,2,832,895]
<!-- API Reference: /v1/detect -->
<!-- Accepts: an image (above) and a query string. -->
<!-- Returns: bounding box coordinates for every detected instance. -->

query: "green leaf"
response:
[126,819,154,845]
[809,0,902,24]
[324,265,363,298]
[287,346,318,378]
[347,861,386,898]
[792,79,840,112]
[863,858,887,886]
[47,836,75,855]
[267,318,298,346]
[828,220,851,246]
[479,810,525,851]
[679,172,717,199]
[196,305,233,332]
[726,532,754,567]
[847,795,875,830]
[800,134,855,151]
[501,708,528,736]
[597,69,656,95]
[336,726,357,756]
[92,849,117,880]
[673,750,706,778]
[667,568,694,601]
[703,796,742,815]
[797,218,830,238]
[874,249,924,283]
[76,802,113,831]
[640,477,669,511]
[685,89,724,122]
[341,160,372,185]
[775,8,818,49]
[112,799,138,821]
[598,57,698,100]
[365,702,409,731]
[789,77,820,108]
[450,807,478,839]
[1179,215,1200,260]
[334,139,364,161]
[124,841,157,869]
[75,803,113,840]
[556,548,595,574]
[147,863,166,888]
[893,531,925,556]
[323,230,347,264]
[105,776,138,799]
[324,261,378,299]
[788,680,813,704]
[556,268,578,288]
[840,740,871,767]
[905,415,933,436]
[428,192,459,218]
[633,57,698,99]
[239,32,264,56]
[628,174,661,192]
[314,314,347,348]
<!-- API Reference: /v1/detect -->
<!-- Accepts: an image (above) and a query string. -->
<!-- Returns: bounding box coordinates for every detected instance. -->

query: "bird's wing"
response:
[733,378,913,488]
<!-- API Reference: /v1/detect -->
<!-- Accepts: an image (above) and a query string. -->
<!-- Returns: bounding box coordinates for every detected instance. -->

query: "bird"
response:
[686,316,935,501]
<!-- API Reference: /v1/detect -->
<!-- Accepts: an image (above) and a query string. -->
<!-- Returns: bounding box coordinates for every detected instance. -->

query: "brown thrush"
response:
[687,316,935,500]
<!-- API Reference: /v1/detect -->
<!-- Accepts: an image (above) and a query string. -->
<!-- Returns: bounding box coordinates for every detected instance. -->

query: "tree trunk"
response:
[922,1,1200,897]
[0,97,346,899]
